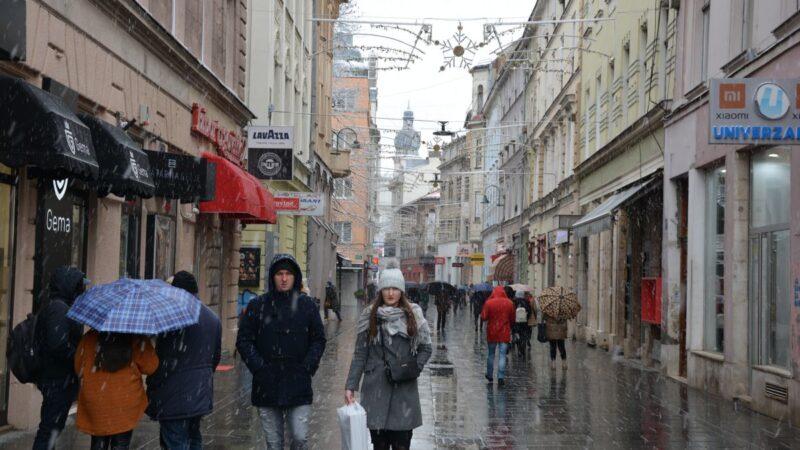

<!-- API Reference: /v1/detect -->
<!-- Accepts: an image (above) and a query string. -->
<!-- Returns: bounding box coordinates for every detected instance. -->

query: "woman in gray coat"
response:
[345,266,432,450]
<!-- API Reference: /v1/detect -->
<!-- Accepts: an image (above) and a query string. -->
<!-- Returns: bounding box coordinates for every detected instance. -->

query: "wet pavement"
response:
[2,303,800,449]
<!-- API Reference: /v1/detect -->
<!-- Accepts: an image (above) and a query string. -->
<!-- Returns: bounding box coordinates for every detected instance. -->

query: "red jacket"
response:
[480,287,516,343]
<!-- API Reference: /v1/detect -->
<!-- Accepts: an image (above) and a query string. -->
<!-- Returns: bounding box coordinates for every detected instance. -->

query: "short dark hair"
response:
[172,271,199,295]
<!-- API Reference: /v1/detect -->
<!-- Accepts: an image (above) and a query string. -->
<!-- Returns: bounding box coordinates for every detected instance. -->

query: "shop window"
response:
[0,165,16,424]
[145,214,176,280]
[119,201,142,278]
[749,147,791,368]
[703,166,725,353]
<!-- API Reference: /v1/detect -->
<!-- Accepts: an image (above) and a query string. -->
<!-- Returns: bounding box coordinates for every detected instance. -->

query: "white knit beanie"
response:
[378,259,405,293]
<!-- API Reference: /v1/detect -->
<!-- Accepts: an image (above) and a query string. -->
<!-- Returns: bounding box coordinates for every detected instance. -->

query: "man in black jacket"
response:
[33,266,86,450]
[147,271,222,450]
[236,254,326,450]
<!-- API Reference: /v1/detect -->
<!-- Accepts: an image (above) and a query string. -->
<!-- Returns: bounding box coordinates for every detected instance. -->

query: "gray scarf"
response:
[356,304,432,355]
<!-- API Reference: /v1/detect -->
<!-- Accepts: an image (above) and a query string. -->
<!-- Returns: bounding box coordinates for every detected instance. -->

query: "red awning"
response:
[199,153,276,223]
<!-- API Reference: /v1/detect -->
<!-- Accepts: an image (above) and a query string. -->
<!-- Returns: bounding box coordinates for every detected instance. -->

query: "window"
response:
[119,201,142,278]
[475,138,483,168]
[474,191,481,220]
[703,166,725,352]
[464,177,470,202]
[749,147,791,368]
[335,221,352,243]
[211,0,226,77]
[146,214,176,280]
[332,89,356,112]
[476,85,484,109]
[184,0,203,58]
[333,177,353,199]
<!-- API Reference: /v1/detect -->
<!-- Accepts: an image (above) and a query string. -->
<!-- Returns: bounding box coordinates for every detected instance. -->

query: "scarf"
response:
[356,304,432,355]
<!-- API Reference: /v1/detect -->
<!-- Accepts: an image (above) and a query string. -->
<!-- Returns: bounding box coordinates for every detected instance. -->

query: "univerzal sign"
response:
[709,79,800,144]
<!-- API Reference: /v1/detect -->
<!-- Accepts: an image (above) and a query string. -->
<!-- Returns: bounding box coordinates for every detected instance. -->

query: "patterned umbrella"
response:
[538,286,581,321]
[473,282,493,293]
[67,278,201,334]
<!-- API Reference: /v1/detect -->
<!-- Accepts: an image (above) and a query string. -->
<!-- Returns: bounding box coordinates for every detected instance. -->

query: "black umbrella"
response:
[425,281,457,296]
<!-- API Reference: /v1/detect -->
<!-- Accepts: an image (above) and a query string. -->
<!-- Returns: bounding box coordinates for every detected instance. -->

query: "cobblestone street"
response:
[2,304,800,449]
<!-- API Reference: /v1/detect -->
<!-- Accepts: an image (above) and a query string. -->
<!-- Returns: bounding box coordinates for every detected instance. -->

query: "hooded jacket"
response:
[38,266,86,381]
[236,254,327,407]
[480,287,516,343]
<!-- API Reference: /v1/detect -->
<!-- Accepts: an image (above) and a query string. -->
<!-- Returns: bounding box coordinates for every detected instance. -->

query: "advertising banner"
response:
[247,126,294,180]
[274,191,325,216]
[239,247,261,287]
[709,78,800,144]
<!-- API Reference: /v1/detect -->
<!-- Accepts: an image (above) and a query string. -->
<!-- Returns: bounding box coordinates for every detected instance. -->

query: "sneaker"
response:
[497,379,505,386]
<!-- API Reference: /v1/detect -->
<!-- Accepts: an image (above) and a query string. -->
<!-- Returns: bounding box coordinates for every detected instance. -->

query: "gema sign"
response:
[709,78,800,144]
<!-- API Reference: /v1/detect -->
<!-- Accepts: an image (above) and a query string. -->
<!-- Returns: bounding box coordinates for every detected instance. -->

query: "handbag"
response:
[379,326,420,384]
[537,322,548,343]
[337,402,369,450]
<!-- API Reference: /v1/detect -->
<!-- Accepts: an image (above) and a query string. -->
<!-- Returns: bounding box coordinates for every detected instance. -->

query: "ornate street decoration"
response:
[437,23,483,71]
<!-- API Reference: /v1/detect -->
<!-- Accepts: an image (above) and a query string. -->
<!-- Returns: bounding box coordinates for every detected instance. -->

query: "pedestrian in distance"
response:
[325,280,343,321]
[512,290,532,358]
[32,266,88,450]
[480,286,515,385]
[147,271,222,450]
[434,292,451,332]
[545,312,569,370]
[345,264,433,450]
[471,290,488,332]
[236,254,327,450]
[74,331,159,450]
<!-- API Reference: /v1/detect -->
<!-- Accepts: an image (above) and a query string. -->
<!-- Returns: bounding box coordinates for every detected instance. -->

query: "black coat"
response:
[38,266,85,382]
[236,254,326,407]
[146,303,222,420]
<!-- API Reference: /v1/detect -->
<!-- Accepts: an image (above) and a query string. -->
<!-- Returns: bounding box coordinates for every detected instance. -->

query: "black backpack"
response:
[7,312,43,384]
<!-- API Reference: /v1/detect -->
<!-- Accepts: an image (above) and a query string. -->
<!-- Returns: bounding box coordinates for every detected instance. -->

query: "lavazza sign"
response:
[710,78,800,144]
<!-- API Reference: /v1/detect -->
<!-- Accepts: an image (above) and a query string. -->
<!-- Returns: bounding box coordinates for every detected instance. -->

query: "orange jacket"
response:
[480,287,516,343]
[74,331,159,436]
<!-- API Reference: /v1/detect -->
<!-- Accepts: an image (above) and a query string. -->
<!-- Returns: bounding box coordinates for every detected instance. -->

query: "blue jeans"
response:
[258,405,311,449]
[159,417,203,450]
[486,342,509,380]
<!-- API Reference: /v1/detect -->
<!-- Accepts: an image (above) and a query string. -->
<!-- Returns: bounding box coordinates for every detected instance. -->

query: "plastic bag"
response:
[337,402,370,450]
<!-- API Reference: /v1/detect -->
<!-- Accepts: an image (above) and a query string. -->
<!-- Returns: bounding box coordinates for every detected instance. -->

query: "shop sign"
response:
[247,126,294,181]
[709,78,800,144]
[191,103,246,165]
[457,244,471,256]
[434,256,446,265]
[548,229,569,247]
[238,246,261,287]
[35,178,80,307]
[452,262,465,268]
[274,191,325,216]
[470,253,484,266]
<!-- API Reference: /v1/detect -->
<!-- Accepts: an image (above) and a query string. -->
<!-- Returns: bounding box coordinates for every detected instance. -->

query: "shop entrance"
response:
[0,165,17,425]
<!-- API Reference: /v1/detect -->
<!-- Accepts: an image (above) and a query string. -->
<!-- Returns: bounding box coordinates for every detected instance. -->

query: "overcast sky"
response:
[344,0,534,157]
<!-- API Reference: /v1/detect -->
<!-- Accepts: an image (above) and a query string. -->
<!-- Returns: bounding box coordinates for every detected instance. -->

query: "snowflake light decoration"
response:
[436,23,483,71]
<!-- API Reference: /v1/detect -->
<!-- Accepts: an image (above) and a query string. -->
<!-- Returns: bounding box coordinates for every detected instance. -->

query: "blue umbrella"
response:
[473,282,493,293]
[67,278,201,334]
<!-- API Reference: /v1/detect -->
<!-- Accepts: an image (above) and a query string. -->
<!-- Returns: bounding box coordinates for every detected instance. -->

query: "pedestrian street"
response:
[2,303,800,449]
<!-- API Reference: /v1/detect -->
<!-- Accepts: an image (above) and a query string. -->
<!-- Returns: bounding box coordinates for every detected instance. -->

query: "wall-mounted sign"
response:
[239,246,261,287]
[247,126,294,181]
[191,103,246,165]
[709,78,800,144]
[457,244,471,257]
[548,229,570,247]
[469,253,485,266]
[452,262,464,268]
[274,191,325,216]
[434,256,446,265]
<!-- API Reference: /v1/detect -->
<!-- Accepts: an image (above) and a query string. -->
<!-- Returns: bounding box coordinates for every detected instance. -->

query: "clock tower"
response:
[393,106,421,156]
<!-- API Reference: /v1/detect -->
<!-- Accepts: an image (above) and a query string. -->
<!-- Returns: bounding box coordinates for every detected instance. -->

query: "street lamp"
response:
[332,128,361,155]
[481,184,505,207]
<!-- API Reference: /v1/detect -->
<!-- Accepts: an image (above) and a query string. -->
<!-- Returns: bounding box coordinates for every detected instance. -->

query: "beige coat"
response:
[544,316,568,340]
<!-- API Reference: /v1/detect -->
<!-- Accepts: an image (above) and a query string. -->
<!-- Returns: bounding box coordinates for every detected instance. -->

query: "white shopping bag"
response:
[337,402,370,450]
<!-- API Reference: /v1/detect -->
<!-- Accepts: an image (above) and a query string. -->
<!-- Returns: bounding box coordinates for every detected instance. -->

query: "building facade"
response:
[1,0,259,428]
[663,0,800,425]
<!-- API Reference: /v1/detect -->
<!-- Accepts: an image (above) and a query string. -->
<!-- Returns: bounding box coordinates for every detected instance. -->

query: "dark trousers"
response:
[324,305,342,321]
[549,339,567,360]
[159,417,203,450]
[33,378,79,450]
[370,429,413,450]
[90,430,133,450]
[436,308,448,330]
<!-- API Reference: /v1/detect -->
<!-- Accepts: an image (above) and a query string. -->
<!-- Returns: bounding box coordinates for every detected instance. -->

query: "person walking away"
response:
[480,287,515,385]
[434,292,451,332]
[74,331,159,449]
[325,281,342,321]
[512,291,532,358]
[545,312,568,370]
[236,254,327,449]
[33,266,87,450]
[471,290,488,332]
[345,266,432,450]
[147,271,222,450]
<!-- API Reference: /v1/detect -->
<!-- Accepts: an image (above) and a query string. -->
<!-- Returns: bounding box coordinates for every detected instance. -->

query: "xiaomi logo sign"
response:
[719,83,746,109]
